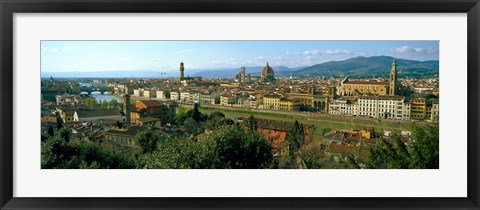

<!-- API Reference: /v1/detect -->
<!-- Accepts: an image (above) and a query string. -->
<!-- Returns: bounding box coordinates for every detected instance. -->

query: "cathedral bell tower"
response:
[389,57,397,96]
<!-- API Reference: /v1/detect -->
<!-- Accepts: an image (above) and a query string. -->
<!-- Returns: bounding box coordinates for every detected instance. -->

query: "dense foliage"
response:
[41,128,135,169]
[365,126,439,169]
[41,105,439,169]
[138,124,273,169]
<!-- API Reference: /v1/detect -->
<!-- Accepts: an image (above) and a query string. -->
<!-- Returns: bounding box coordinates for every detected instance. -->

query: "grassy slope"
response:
[182,105,423,141]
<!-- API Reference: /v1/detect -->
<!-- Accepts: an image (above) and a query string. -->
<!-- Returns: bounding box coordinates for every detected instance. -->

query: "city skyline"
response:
[41,41,439,73]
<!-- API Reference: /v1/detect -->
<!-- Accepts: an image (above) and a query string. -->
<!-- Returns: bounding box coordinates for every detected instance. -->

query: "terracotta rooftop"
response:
[137,100,164,108]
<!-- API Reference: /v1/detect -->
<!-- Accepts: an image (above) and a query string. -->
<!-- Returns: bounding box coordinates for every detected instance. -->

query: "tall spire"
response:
[179,61,185,79]
[389,57,397,96]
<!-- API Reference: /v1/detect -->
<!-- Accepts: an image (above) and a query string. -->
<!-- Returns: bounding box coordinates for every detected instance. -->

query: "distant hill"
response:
[41,56,438,79]
[191,66,306,78]
[289,56,439,78]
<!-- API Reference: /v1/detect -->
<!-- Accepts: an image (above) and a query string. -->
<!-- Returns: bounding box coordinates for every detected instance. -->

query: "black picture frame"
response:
[1,0,479,209]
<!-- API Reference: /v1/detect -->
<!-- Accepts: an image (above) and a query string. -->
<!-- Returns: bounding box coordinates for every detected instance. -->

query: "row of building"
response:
[328,96,439,122]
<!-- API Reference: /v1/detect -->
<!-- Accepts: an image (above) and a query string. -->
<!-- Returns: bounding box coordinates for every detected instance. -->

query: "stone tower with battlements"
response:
[389,57,398,96]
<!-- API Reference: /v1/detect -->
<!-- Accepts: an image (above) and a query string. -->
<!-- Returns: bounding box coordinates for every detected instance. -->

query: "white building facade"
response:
[328,98,358,116]
[170,92,180,101]
[358,96,410,120]
[133,88,144,97]
[156,90,165,99]
[180,92,190,103]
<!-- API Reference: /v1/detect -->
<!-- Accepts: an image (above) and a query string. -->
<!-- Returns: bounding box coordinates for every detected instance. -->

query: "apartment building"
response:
[329,98,358,116]
[358,96,410,120]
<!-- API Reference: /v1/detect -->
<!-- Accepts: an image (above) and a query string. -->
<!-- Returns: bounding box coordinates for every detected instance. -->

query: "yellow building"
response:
[263,93,282,110]
[286,86,334,113]
[279,98,301,111]
[410,98,427,119]
[143,89,157,98]
[220,94,231,106]
[431,102,439,123]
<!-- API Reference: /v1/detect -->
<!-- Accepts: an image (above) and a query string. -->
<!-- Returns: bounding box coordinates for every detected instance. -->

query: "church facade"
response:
[337,57,398,97]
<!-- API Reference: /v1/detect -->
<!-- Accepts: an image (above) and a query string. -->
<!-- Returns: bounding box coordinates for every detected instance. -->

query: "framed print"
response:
[1,0,479,209]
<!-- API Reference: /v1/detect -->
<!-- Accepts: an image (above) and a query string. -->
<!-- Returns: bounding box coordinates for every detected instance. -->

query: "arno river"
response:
[80,91,123,103]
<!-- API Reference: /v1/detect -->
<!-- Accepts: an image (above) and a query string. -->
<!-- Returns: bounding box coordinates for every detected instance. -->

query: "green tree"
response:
[138,125,273,169]
[108,99,118,109]
[208,111,225,119]
[184,118,199,134]
[191,103,202,122]
[56,116,63,129]
[285,120,305,156]
[410,126,439,169]
[205,116,234,129]
[366,137,412,169]
[48,126,55,136]
[366,126,439,169]
[115,120,122,129]
[101,100,108,109]
[41,127,135,169]
[205,125,272,169]
[136,131,165,154]
[85,97,97,110]
[173,107,191,126]
[247,115,258,132]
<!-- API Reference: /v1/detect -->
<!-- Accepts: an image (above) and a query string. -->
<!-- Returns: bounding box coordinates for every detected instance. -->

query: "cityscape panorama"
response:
[41,41,439,169]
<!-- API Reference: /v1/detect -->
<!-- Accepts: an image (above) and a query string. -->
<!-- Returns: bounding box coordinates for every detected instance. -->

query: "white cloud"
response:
[395,46,411,53]
[176,49,193,54]
[303,49,352,56]
[395,46,436,54]
[41,46,73,52]
[303,49,320,56]
[325,49,352,55]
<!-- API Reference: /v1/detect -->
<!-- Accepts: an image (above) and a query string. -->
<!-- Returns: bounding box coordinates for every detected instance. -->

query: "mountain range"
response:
[286,56,439,78]
[41,56,438,79]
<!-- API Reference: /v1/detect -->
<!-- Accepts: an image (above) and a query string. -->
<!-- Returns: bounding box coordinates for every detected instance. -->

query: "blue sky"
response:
[41,41,439,73]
